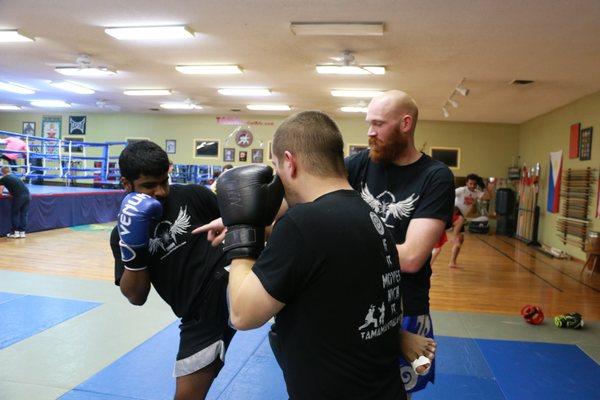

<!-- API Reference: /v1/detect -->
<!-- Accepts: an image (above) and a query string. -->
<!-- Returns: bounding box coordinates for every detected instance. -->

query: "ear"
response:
[283,150,297,178]
[400,115,414,133]
[121,177,133,192]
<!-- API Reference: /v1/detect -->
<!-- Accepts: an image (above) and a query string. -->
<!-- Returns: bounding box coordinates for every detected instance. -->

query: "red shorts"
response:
[434,231,448,249]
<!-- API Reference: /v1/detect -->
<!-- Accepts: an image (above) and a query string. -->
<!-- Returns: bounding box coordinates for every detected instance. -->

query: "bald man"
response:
[346,90,455,395]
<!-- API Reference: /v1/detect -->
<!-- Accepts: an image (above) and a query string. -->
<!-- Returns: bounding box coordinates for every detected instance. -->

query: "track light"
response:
[448,98,459,108]
[442,107,450,118]
[455,84,469,96]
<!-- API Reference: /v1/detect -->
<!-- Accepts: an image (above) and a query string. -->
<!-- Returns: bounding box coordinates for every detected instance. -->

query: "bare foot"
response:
[400,330,436,374]
[449,263,460,268]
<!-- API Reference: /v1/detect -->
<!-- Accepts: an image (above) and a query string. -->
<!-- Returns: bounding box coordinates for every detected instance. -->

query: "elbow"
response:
[229,312,255,331]
[400,256,425,273]
[121,287,148,306]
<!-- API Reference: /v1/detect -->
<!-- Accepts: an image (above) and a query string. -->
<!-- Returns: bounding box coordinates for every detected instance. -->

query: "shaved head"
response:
[369,90,419,126]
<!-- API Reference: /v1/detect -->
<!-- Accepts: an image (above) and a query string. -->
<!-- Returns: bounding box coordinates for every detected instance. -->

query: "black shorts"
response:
[174,269,235,377]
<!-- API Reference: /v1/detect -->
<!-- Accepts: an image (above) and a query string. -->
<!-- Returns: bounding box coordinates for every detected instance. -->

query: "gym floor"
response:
[0,223,598,399]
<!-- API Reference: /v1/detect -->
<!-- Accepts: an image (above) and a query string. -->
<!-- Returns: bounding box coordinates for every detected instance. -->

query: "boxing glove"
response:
[217,165,284,260]
[117,192,163,270]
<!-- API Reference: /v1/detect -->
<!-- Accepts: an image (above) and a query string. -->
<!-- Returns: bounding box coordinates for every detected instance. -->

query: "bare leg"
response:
[430,247,441,266]
[449,217,465,268]
[174,358,223,400]
[399,329,436,374]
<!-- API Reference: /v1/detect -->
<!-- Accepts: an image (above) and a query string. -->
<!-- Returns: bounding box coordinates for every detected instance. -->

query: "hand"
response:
[192,217,227,247]
[216,165,284,260]
[118,192,162,270]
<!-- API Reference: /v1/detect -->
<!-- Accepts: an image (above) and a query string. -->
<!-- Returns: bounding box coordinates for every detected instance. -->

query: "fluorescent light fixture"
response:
[0,30,34,42]
[218,88,271,96]
[55,67,117,77]
[290,22,384,36]
[123,89,172,96]
[316,65,385,75]
[442,107,450,118]
[160,102,202,110]
[448,98,459,108]
[247,104,290,111]
[50,81,95,94]
[30,100,71,108]
[341,106,368,113]
[0,82,35,94]
[176,65,243,74]
[105,25,194,40]
[331,90,383,98]
[0,104,22,110]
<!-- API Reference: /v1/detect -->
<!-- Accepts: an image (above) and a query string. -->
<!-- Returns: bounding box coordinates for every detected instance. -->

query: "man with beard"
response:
[345,90,455,396]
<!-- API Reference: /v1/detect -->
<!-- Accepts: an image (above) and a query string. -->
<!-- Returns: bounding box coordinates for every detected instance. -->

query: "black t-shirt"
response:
[110,184,227,320]
[346,150,454,316]
[0,175,30,197]
[253,190,405,400]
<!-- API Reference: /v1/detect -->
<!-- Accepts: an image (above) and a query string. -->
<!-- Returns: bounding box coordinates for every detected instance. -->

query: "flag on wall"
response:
[547,150,563,213]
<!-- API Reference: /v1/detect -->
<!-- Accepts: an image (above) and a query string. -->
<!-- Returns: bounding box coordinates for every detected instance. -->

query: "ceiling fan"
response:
[46,54,117,77]
[317,50,385,75]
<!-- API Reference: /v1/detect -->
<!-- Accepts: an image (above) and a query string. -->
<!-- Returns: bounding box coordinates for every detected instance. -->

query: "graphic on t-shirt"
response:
[359,304,379,330]
[358,302,401,340]
[149,206,191,259]
[370,211,385,235]
[361,184,419,228]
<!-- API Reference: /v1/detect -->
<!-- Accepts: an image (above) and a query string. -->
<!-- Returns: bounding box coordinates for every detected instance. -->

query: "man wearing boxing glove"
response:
[110,140,234,400]
[210,111,407,399]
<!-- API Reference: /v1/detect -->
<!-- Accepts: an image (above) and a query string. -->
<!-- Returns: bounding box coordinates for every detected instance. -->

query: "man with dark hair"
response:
[452,173,494,268]
[201,111,407,399]
[0,165,30,238]
[346,90,455,396]
[110,140,233,400]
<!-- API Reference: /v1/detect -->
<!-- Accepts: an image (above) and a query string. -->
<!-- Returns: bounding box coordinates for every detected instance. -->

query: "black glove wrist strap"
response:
[223,225,265,259]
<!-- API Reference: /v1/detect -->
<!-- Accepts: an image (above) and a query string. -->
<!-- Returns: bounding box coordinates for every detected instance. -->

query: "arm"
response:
[397,218,446,272]
[119,269,151,306]
[228,258,285,330]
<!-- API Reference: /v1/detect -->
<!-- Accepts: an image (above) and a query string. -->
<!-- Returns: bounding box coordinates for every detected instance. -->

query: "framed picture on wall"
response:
[251,149,264,163]
[348,144,368,156]
[42,116,62,155]
[194,139,219,158]
[579,127,593,161]
[22,121,36,135]
[126,137,150,146]
[165,139,176,154]
[223,148,235,162]
[239,150,248,162]
[430,147,460,168]
[69,116,87,135]
[63,137,84,153]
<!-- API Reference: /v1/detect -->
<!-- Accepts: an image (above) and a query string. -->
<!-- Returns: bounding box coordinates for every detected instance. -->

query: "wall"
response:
[518,90,600,259]
[0,111,519,178]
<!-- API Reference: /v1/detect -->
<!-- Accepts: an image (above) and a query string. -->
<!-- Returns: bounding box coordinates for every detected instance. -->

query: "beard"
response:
[368,127,408,164]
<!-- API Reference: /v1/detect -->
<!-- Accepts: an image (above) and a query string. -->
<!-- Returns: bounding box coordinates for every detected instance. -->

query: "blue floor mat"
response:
[0,292,100,349]
[59,325,600,400]
[476,338,600,400]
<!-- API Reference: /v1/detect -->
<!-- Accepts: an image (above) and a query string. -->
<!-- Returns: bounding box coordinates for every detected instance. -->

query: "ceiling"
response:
[1,0,599,123]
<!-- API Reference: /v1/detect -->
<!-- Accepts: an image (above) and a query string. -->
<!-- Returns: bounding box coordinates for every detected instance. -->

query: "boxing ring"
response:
[1,131,126,235]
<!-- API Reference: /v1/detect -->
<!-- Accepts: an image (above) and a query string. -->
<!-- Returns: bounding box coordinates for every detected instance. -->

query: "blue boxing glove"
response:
[117,192,163,271]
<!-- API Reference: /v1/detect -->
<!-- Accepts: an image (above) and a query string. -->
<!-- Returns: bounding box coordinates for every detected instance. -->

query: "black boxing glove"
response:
[216,165,284,260]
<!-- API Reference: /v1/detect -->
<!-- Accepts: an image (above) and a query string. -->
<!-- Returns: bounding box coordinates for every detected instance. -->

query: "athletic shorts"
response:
[452,209,465,233]
[173,269,236,377]
[398,314,435,393]
[434,232,448,249]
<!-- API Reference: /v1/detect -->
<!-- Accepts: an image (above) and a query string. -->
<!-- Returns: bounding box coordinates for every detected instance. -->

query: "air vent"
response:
[510,79,534,86]
[149,108,160,111]
[230,108,241,112]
